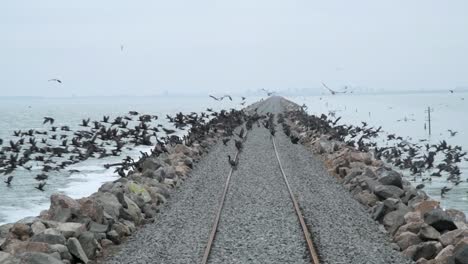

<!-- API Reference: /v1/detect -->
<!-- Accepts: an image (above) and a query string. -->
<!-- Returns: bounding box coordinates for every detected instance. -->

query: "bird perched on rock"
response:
[235,140,243,151]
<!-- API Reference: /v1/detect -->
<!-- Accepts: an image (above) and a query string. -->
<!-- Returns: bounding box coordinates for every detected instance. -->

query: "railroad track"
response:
[201,127,320,264]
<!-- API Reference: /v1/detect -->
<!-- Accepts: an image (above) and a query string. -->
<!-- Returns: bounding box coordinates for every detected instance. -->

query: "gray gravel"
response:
[208,122,308,264]
[105,138,237,264]
[104,97,414,264]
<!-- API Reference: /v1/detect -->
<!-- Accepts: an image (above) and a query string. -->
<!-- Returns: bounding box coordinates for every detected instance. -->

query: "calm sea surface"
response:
[288,92,468,214]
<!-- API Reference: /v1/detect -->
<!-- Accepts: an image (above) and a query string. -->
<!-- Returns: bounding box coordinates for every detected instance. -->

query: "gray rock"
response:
[119,195,142,224]
[57,222,85,238]
[0,252,18,264]
[78,231,99,259]
[140,158,162,173]
[374,185,405,200]
[371,202,385,220]
[378,171,403,188]
[17,252,63,264]
[67,237,89,263]
[88,221,108,233]
[418,224,441,241]
[30,233,66,245]
[395,231,422,251]
[30,221,46,235]
[0,223,14,238]
[48,194,81,222]
[106,230,121,244]
[49,244,72,260]
[424,208,457,232]
[43,228,61,236]
[383,208,408,235]
[92,192,122,220]
[452,242,468,264]
[403,241,441,261]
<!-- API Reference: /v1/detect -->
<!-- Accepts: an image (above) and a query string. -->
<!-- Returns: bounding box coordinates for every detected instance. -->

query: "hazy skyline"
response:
[1,1,467,97]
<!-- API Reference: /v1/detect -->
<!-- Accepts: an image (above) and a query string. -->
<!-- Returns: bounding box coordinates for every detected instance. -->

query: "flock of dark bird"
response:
[285,108,467,198]
[0,108,220,191]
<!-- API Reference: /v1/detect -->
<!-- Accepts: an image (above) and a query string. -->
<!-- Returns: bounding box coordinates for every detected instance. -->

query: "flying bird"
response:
[448,130,458,137]
[35,181,47,191]
[43,117,55,125]
[48,79,62,84]
[322,82,346,95]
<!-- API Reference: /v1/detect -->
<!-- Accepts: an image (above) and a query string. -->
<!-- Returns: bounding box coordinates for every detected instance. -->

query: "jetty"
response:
[1,97,467,264]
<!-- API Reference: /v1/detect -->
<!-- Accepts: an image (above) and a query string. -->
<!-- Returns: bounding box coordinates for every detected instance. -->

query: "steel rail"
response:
[271,135,321,264]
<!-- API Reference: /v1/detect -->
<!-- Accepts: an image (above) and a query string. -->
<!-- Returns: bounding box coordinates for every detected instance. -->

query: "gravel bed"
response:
[105,139,237,264]
[273,105,414,263]
[208,121,309,263]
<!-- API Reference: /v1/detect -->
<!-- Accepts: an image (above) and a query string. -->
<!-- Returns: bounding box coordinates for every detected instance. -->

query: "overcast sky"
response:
[1,1,467,97]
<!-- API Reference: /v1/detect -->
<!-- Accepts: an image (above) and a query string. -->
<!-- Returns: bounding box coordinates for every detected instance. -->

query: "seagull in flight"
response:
[48,79,62,84]
[121,45,124,51]
[322,82,346,95]
[448,129,458,137]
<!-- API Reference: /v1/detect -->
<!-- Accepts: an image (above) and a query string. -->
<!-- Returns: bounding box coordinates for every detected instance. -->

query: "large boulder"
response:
[67,237,89,263]
[48,194,81,222]
[403,241,442,261]
[424,209,457,232]
[414,200,440,215]
[30,221,46,236]
[383,208,408,235]
[374,185,404,200]
[434,245,454,263]
[418,224,441,241]
[119,195,142,224]
[439,229,468,247]
[126,182,152,208]
[57,222,86,238]
[30,233,66,245]
[10,223,31,241]
[378,171,403,188]
[78,231,99,260]
[92,192,122,220]
[395,231,422,251]
[77,197,105,224]
[452,240,468,264]
[354,190,379,207]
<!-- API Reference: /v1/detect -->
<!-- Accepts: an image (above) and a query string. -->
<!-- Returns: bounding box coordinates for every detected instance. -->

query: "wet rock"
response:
[418,224,441,241]
[30,233,66,245]
[57,222,86,238]
[424,209,457,232]
[17,252,63,264]
[395,231,422,251]
[48,194,81,222]
[78,231,99,259]
[374,185,404,200]
[378,171,403,188]
[10,223,31,240]
[67,237,89,263]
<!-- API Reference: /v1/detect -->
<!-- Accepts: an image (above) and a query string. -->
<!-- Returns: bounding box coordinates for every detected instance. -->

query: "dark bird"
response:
[48,79,62,83]
[237,128,245,139]
[448,130,458,137]
[43,117,55,125]
[322,82,346,95]
[35,174,48,181]
[235,140,243,151]
[35,181,47,191]
[4,175,13,185]
[227,155,238,169]
[163,128,176,135]
[222,138,230,145]
[209,95,221,101]
[441,186,452,198]
[80,118,91,127]
[449,90,454,93]
[415,184,425,190]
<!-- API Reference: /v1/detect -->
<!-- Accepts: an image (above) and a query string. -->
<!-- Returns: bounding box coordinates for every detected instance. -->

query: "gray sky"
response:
[1,1,467,97]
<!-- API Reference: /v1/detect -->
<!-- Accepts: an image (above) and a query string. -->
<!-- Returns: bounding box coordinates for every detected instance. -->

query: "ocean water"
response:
[287,92,468,214]
[0,95,257,225]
